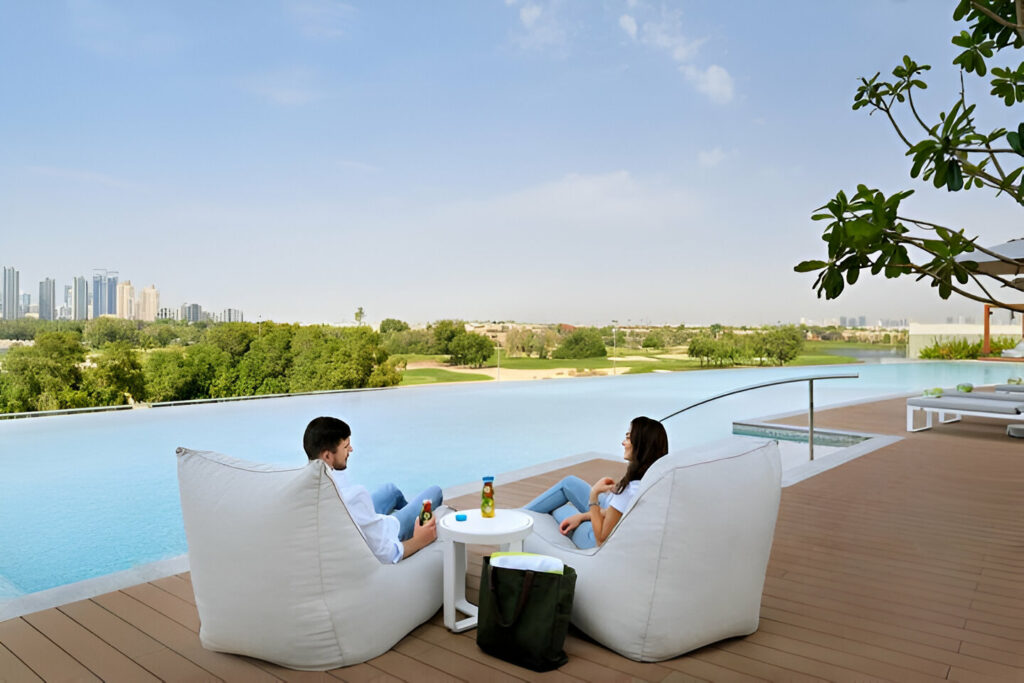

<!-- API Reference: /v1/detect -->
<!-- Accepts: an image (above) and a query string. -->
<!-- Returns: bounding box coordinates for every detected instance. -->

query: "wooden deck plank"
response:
[329,661,403,682]
[93,590,281,682]
[392,633,526,683]
[57,599,213,681]
[0,641,43,683]
[0,617,101,682]
[21,607,161,682]
[364,649,462,682]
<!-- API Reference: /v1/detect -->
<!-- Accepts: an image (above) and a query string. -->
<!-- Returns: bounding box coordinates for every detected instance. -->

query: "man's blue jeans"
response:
[523,475,602,549]
[371,482,443,541]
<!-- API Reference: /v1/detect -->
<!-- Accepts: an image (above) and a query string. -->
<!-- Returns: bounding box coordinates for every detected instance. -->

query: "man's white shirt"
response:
[328,469,404,564]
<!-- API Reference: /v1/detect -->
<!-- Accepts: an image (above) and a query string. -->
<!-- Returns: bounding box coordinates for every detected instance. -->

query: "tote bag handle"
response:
[489,568,536,628]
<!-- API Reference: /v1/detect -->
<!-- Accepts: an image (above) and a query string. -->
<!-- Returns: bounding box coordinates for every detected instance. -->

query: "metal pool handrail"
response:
[659,373,860,461]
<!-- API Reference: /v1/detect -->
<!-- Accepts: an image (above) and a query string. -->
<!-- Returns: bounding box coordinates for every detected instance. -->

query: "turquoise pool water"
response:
[0,360,1015,597]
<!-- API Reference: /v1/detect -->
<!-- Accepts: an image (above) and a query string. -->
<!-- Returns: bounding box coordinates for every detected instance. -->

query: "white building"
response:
[138,285,159,322]
[116,280,136,320]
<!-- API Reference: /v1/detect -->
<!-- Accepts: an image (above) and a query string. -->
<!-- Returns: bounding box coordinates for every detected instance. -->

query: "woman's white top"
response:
[606,480,640,513]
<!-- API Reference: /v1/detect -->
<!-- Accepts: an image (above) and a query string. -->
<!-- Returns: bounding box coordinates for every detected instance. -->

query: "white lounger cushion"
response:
[522,438,782,662]
[906,396,1024,414]
[176,448,444,670]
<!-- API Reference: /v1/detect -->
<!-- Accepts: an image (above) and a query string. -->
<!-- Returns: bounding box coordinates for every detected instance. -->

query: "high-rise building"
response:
[116,280,135,319]
[181,303,202,323]
[222,308,244,322]
[2,266,20,320]
[157,306,179,320]
[39,278,56,321]
[19,293,30,317]
[72,276,89,321]
[92,269,118,317]
[139,285,159,322]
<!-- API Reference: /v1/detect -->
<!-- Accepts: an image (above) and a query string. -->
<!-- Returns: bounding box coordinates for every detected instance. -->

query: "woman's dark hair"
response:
[303,416,351,459]
[615,416,669,494]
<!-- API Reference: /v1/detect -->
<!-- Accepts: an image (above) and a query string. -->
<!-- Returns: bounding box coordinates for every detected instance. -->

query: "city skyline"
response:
[3,2,1022,326]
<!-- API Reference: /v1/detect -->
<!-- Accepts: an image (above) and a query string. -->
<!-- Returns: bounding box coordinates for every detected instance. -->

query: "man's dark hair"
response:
[303,416,351,460]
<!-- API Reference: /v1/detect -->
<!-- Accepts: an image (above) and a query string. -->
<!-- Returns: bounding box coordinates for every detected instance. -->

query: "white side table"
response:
[437,508,534,632]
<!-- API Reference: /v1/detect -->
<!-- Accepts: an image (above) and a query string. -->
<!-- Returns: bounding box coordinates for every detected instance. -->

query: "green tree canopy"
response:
[83,317,141,348]
[447,332,495,367]
[0,331,89,411]
[379,318,410,335]
[84,341,147,404]
[551,328,607,359]
[430,319,466,354]
[798,2,1024,308]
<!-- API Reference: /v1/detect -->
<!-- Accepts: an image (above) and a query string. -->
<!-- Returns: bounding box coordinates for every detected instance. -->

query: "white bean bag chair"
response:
[522,438,782,662]
[175,447,444,670]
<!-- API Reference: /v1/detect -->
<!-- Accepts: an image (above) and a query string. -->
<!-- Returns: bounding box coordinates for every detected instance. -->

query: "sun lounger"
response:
[1002,340,1024,358]
[994,383,1024,393]
[906,394,1024,432]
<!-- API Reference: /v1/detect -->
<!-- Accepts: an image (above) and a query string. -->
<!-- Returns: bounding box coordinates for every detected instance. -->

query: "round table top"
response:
[438,508,534,544]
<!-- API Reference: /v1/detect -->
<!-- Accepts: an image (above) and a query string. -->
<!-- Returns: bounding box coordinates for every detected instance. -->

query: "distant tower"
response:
[139,285,159,322]
[39,278,56,321]
[116,280,135,319]
[92,269,118,317]
[72,276,89,321]
[2,266,20,320]
[180,302,202,323]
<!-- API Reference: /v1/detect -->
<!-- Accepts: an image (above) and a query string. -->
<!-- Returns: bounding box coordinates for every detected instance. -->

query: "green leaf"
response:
[845,219,882,244]
[794,260,827,273]
[946,160,964,191]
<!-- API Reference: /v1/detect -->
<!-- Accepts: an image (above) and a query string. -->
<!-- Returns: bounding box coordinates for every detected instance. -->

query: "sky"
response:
[2,0,1022,327]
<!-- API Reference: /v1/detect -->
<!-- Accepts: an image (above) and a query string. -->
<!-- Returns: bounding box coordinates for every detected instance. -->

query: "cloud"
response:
[619,14,637,40]
[244,68,325,105]
[697,147,728,168]
[622,7,734,104]
[285,0,355,39]
[520,4,542,28]
[681,64,734,104]
[506,0,567,51]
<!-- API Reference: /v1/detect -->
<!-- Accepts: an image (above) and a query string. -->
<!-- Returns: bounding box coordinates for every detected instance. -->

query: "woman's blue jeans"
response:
[371,482,443,542]
[523,475,599,549]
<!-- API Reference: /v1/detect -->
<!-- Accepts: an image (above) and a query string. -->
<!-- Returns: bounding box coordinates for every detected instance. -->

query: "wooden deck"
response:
[2,395,1023,681]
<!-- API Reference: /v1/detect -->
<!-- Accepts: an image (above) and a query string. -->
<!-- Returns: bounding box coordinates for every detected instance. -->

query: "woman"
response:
[523,416,669,549]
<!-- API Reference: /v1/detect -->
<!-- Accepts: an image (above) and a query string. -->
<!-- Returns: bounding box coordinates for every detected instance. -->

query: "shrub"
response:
[552,328,607,359]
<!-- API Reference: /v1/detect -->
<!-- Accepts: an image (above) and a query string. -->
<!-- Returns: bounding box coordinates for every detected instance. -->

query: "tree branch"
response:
[971,0,1023,36]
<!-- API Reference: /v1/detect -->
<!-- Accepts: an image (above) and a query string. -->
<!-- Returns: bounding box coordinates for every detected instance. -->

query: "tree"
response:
[83,317,140,348]
[447,332,495,367]
[430,319,465,354]
[379,318,410,335]
[551,328,607,359]
[0,331,89,411]
[203,322,257,359]
[354,307,365,324]
[84,341,147,404]
[762,326,805,366]
[234,323,295,395]
[798,2,1024,309]
[642,331,665,349]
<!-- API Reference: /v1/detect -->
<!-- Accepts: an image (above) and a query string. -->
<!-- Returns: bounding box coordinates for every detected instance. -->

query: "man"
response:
[303,416,443,563]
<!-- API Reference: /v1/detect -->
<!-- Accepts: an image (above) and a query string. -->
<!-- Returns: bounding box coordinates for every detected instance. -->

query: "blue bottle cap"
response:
[455,513,467,522]
[482,476,494,482]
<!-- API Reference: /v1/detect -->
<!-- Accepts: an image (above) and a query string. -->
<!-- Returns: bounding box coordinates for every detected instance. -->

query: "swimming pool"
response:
[0,360,1015,599]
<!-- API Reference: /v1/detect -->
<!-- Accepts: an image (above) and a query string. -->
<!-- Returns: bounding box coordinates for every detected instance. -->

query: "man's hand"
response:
[401,516,437,560]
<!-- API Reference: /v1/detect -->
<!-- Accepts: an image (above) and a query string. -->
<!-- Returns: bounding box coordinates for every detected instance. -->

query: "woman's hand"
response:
[559,514,583,536]
[590,477,616,501]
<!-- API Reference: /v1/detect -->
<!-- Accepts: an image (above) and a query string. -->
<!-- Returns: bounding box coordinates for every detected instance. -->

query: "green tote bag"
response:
[476,554,577,671]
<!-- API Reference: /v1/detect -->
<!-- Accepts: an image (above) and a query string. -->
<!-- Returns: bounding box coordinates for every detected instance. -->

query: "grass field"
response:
[399,368,492,385]
[395,341,908,385]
